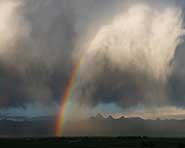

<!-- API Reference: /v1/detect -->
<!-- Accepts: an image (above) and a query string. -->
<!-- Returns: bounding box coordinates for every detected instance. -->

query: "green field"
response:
[0,137,185,148]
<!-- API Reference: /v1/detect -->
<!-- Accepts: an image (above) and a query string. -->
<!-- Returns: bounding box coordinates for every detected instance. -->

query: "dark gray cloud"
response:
[76,57,168,108]
[169,38,185,106]
[0,0,185,111]
[0,0,75,107]
[0,0,123,107]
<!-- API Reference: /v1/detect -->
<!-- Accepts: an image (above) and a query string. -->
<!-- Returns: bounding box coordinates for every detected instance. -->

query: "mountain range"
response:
[0,114,185,137]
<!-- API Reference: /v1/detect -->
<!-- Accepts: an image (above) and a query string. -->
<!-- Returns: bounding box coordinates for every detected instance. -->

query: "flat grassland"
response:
[0,137,185,148]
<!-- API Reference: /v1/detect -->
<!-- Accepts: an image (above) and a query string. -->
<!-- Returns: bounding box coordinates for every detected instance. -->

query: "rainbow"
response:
[55,57,84,137]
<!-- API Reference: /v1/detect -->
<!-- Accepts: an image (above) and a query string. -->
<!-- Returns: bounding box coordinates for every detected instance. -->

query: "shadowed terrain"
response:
[0,114,185,137]
[0,137,185,148]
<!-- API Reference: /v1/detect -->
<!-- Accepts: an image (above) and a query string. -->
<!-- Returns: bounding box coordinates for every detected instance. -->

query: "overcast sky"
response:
[0,0,185,120]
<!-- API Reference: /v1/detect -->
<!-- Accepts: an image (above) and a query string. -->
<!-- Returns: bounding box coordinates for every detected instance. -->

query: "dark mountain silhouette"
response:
[0,114,185,137]
[63,114,185,137]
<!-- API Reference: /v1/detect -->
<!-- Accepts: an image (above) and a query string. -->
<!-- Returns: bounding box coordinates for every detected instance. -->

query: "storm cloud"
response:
[75,0,185,108]
[0,0,185,112]
[0,0,123,107]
